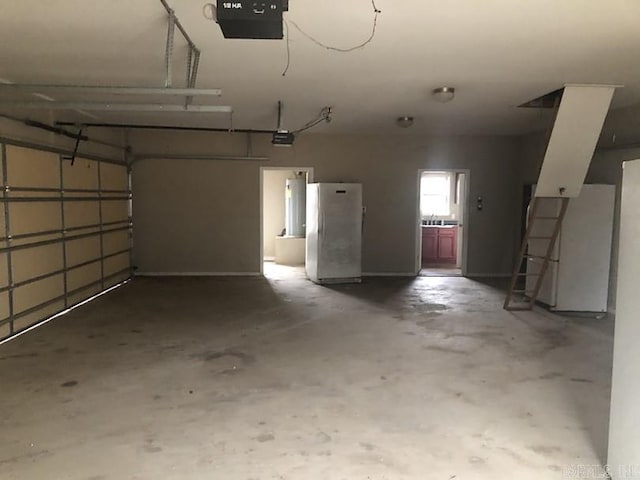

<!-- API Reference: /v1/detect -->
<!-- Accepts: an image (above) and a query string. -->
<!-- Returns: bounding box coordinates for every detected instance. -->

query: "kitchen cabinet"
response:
[422,226,457,266]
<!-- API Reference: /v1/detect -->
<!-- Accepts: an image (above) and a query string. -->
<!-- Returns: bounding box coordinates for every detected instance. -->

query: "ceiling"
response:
[1,0,639,135]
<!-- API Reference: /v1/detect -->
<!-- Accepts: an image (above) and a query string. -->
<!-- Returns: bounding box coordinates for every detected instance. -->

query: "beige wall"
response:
[262,170,294,259]
[131,131,522,276]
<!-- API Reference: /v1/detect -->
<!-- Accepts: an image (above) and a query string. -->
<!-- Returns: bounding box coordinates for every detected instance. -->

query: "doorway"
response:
[260,167,314,277]
[416,169,469,277]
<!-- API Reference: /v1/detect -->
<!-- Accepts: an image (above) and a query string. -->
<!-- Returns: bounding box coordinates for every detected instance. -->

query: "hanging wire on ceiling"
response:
[290,0,381,52]
[292,106,332,134]
[282,20,291,76]
[202,3,216,20]
[282,0,382,76]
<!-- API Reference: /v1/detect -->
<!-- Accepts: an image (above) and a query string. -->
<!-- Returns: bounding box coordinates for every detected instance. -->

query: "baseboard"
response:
[362,272,417,277]
[135,272,262,277]
[465,273,511,278]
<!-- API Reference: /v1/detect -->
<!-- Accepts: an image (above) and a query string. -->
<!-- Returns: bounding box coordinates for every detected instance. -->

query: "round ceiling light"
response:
[432,87,455,103]
[396,116,414,128]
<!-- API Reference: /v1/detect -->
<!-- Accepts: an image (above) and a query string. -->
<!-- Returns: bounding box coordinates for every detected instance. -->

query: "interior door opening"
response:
[417,169,468,277]
[260,167,313,278]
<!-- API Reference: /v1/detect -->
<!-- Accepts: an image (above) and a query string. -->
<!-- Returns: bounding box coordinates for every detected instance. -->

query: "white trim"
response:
[136,272,262,277]
[259,166,314,275]
[363,272,416,277]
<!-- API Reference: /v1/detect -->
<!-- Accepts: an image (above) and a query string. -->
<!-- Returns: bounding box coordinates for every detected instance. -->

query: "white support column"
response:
[608,158,640,478]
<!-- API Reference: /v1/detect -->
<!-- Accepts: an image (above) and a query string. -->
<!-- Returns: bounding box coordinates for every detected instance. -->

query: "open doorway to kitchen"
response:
[260,167,314,278]
[416,169,469,277]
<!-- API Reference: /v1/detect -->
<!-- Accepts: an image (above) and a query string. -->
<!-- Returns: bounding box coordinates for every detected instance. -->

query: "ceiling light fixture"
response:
[396,116,414,128]
[432,87,455,103]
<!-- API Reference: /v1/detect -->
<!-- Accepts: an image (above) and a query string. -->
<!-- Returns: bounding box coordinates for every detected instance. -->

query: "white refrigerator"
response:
[306,183,363,284]
[526,184,615,312]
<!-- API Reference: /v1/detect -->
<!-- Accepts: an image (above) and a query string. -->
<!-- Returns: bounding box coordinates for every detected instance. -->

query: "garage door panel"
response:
[12,243,64,284]
[1,143,131,341]
[104,252,129,277]
[104,230,129,255]
[0,207,6,238]
[13,302,64,333]
[100,163,128,191]
[0,253,8,288]
[0,292,9,321]
[13,274,64,314]
[6,146,60,188]
[67,261,101,292]
[9,202,62,235]
[63,158,99,190]
[64,201,100,229]
[102,200,129,224]
[0,322,9,339]
[105,272,129,290]
[68,285,102,307]
[66,236,101,267]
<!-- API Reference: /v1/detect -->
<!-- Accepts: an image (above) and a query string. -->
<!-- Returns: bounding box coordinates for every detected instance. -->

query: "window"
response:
[421,173,451,216]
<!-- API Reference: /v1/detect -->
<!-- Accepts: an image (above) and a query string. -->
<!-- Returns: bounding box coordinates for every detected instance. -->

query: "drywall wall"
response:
[608,158,640,477]
[262,170,294,259]
[131,131,522,276]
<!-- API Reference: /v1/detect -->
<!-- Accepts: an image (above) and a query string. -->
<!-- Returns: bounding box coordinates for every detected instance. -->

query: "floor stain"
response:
[61,380,78,388]
[256,433,275,442]
[203,350,256,365]
[424,345,467,355]
[539,372,563,380]
[570,378,593,383]
[528,445,563,456]
[0,449,52,465]
[0,352,39,360]
[538,328,570,350]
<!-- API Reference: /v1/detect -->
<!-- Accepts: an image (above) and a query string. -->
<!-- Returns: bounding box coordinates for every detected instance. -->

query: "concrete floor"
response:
[0,265,613,480]
[419,267,463,277]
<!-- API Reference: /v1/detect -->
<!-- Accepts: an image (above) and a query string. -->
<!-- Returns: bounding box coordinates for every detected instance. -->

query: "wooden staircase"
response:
[503,84,617,311]
[503,197,570,311]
